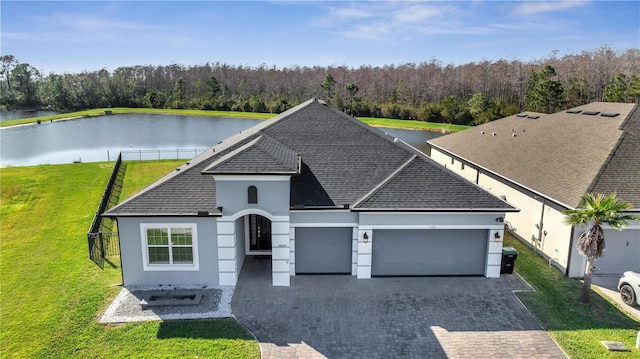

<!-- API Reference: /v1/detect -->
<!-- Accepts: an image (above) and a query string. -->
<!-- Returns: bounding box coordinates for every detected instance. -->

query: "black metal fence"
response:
[87,153,124,268]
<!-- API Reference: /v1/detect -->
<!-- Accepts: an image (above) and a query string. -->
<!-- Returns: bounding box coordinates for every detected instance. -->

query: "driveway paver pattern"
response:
[232,256,567,359]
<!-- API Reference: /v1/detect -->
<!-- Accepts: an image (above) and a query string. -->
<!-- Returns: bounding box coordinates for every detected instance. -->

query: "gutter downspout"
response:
[537,198,546,250]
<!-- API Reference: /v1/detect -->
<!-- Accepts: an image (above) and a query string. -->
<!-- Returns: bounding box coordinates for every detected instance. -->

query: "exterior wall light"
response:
[494,231,501,241]
[363,232,369,243]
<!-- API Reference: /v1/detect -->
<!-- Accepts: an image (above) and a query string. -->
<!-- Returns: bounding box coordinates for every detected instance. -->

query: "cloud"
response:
[320,2,476,41]
[512,1,590,15]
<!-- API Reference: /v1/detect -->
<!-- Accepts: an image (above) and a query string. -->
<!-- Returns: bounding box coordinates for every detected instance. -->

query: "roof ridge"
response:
[352,155,417,208]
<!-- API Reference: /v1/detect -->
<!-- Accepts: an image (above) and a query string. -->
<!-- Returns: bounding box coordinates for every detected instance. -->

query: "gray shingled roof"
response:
[428,102,638,209]
[203,134,300,175]
[590,105,640,207]
[353,156,512,211]
[106,99,514,216]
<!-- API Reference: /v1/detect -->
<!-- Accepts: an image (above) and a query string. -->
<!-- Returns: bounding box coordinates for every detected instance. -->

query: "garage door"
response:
[295,227,352,274]
[372,229,487,276]
[595,229,640,275]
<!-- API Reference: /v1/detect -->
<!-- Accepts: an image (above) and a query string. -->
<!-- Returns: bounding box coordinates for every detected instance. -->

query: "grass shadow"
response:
[156,318,255,340]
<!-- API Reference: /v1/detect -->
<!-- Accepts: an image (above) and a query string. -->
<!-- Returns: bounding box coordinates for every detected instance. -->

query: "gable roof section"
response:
[353,155,515,211]
[106,98,515,216]
[202,134,300,175]
[590,105,640,207]
[428,102,638,208]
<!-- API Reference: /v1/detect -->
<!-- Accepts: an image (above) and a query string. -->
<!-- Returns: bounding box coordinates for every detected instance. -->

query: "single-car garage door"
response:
[372,229,487,276]
[595,229,640,275]
[296,227,352,274]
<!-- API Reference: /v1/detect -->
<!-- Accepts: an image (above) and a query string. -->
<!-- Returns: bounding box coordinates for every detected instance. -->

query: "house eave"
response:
[102,212,222,218]
[351,207,520,213]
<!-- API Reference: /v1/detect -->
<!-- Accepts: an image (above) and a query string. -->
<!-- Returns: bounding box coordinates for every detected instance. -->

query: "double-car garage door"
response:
[372,229,487,276]
[295,227,488,276]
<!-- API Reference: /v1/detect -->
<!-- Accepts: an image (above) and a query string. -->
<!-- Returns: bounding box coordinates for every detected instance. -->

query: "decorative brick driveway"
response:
[231,256,567,359]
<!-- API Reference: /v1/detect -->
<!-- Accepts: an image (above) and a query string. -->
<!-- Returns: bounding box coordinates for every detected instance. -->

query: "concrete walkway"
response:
[592,275,640,321]
[232,256,567,359]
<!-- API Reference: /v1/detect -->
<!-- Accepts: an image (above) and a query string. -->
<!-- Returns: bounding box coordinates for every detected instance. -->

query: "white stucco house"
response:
[427,102,640,278]
[105,99,516,287]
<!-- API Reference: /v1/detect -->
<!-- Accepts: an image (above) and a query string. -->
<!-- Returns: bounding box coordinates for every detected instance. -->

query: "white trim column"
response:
[217,218,237,285]
[271,218,291,286]
[357,228,372,279]
[486,229,503,278]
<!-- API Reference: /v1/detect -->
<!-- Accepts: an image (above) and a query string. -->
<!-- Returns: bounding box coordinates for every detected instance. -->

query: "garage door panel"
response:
[296,227,352,274]
[372,229,487,276]
[596,229,640,275]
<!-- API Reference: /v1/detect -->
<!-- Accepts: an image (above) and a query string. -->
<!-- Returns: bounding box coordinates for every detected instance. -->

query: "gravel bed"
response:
[99,285,234,323]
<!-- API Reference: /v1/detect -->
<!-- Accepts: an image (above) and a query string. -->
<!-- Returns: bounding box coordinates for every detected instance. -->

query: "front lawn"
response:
[506,233,640,358]
[0,161,260,358]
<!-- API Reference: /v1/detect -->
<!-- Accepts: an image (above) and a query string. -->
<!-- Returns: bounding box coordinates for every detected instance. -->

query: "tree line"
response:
[1,46,639,125]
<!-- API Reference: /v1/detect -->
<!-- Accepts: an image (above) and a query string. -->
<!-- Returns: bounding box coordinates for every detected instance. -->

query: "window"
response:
[140,223,199,271]
[248,185,258,204]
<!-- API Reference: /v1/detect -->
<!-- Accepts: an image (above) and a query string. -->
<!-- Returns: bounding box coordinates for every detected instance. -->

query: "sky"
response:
[1,1,639,74]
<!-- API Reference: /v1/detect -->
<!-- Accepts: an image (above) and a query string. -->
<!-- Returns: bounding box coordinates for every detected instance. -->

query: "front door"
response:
[249,214,272,252]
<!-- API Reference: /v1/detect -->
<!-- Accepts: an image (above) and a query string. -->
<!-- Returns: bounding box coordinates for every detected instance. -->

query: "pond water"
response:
[0,114,441,167]
[0,110,59,121]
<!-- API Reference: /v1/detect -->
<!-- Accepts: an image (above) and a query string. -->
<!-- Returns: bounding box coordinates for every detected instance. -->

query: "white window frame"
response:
[140,223,199,271]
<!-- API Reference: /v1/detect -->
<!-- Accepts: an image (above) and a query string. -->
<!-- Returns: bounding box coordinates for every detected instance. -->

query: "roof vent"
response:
[175,168,181,171]
[511,133,517,137]
[582,111,599,116]
[516,113,528,118]
[600,112,619,117]
[480,131,485,134]
[393,138,399,143]
[527,115,540,119]
[566,109,581,114]
[492,132,497,136]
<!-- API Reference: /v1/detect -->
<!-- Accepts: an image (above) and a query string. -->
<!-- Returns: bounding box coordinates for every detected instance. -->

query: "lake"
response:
[0,114,441,167]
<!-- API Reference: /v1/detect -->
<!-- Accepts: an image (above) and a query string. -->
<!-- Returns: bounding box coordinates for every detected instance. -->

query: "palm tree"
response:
[563,193,637,304]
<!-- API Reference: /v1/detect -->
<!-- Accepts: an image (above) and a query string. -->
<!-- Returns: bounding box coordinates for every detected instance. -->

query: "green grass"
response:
[358,117,471,132]
[2,107,470,132]
[506,233,640,358]
[0,161,260,358]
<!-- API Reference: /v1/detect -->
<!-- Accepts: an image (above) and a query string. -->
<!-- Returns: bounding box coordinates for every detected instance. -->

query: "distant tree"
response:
[563,193,637,304]
[604,73,634,103]
[206,76,221,98]
[320,74,336,102]
[9,63,41,108]
[629,76,640,103]
[526,65,565,113]
[345,83,360,115]
[169,77,187,109]
[565,77,590,108]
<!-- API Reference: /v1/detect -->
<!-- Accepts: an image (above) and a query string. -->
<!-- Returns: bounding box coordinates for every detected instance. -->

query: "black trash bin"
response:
[501,246,518,274]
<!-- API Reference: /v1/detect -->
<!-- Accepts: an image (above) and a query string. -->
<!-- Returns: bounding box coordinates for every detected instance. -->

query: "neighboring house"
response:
[104,99,515,287]
[428,102,640,278]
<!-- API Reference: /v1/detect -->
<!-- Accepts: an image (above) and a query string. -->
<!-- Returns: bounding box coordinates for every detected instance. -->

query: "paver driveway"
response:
[231,256,567,359]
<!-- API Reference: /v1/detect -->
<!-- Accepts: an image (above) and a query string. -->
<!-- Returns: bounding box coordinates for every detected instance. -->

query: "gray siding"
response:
[290,210,358,225]
[372,229,487,276]
[215,178,290,216]
[118,217,219,287]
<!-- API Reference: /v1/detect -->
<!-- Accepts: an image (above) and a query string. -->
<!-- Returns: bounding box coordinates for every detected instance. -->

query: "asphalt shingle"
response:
[106,99,514,216]
[428,102,638,208]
